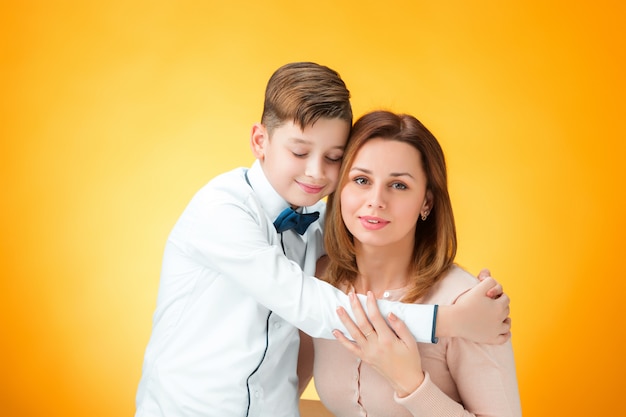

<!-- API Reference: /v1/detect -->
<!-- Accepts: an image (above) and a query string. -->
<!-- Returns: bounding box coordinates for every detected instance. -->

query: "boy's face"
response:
[251,118,350,208]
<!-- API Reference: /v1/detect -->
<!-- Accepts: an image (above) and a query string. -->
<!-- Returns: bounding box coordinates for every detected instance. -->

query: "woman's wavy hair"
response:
[323,110,457,303]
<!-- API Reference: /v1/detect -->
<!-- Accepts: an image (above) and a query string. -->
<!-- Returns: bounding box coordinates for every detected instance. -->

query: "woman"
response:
[299,110,521,416]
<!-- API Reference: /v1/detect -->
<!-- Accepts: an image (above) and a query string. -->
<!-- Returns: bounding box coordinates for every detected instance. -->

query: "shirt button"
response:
[383,291,390,298]
[274,322,281,329]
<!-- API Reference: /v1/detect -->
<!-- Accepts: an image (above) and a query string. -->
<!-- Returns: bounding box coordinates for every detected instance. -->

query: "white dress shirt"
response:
[135,160,437,417]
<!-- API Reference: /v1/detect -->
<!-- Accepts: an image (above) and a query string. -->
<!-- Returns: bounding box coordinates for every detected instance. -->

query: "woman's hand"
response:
[333,291,425,398]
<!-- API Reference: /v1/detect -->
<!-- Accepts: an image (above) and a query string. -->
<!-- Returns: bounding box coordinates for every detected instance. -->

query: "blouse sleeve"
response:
[394,339,522,417]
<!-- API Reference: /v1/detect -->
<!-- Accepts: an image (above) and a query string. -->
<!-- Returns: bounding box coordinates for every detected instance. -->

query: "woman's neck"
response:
[353,242,412,298]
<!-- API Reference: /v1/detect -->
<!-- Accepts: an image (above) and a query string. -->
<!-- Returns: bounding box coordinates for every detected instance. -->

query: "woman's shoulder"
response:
[421,265,479,305]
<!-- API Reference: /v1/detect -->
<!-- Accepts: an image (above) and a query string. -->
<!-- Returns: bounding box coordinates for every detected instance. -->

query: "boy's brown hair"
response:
[261,62,352,134]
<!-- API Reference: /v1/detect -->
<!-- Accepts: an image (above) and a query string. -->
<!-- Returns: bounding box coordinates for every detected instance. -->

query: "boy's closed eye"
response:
[326,154,343,163]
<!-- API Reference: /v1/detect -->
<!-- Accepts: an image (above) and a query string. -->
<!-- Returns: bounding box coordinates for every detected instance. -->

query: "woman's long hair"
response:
[323,110,457,303]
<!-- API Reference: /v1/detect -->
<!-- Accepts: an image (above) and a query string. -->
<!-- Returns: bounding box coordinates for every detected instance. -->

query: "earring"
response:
[421,210,430,221]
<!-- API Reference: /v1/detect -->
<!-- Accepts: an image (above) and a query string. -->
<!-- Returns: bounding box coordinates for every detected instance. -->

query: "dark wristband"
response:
[431,304,439,344]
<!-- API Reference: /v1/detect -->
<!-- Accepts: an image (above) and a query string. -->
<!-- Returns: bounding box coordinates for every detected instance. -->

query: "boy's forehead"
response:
[285,136,347,151]
[273,119,350,144]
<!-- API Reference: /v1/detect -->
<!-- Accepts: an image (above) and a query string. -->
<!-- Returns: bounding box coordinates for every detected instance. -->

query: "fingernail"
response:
[388,312,397,321]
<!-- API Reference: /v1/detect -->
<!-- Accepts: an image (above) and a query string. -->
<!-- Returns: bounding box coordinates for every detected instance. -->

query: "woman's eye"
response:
[391,182,407,190]
[326,155,343,163]
[292,152,307,158]
[354,177,368,185]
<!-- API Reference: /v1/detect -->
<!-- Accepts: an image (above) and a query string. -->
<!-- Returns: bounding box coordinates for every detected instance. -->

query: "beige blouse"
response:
[312,266,522,417]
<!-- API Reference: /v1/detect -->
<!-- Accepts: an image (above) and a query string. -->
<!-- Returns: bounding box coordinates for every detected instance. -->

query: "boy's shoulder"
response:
[190,165,327,223]
[195,167,249,199]
[208,166,247,186]
[183,167,257,217]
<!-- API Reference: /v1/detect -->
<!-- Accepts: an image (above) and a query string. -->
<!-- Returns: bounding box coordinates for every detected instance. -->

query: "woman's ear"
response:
[250,123,268,160]
[420,190,434,220]
[423,190,434,212]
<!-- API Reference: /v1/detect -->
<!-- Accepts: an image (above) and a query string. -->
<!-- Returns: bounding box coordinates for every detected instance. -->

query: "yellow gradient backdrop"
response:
[2,1,624,416]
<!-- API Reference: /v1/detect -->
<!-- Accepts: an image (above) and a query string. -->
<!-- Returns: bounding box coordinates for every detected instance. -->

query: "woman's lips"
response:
[359,216,389,230]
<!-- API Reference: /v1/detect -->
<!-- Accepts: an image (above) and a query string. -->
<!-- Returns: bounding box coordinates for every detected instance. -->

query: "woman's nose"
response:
[367,186,386,208]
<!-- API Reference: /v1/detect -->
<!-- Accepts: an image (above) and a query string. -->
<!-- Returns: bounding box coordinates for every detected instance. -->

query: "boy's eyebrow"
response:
[350,167,415,179]
[288,137,311,144]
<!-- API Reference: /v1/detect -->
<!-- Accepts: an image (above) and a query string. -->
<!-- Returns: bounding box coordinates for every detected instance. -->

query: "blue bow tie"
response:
[273,208,320,235]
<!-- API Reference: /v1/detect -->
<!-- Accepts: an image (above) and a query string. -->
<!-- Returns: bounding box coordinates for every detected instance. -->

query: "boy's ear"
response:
[250,123,268,160]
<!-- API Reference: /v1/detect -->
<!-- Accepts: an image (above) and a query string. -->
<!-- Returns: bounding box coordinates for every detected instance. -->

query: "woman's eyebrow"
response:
[350,167,414,179]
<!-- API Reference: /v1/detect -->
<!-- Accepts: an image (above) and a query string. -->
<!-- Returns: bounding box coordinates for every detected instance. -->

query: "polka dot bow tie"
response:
[273,207,320,235]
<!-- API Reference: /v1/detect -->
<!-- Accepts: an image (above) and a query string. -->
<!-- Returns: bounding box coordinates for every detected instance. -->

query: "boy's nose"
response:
[305,158,324,178]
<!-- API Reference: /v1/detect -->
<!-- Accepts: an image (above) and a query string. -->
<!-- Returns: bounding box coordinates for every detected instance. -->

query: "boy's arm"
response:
[175,197,507,344]
[316,257,509,344]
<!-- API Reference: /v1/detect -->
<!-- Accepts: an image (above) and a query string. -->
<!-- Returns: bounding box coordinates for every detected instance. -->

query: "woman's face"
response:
[340,138,430,250]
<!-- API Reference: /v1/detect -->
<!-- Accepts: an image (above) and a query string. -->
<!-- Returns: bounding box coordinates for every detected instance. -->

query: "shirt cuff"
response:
[431,304,439,344]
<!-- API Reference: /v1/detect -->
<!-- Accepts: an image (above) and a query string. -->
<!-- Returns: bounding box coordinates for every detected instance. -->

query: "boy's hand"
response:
[438,272,511,344]
[477,268,503,299]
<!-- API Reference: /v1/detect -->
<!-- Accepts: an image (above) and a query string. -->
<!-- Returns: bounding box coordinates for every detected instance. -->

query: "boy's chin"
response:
[286,194,328,208]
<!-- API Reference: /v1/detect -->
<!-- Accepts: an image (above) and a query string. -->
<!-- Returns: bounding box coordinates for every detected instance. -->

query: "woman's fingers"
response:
[336,305,365,341]
[335,292,396,344]
[347,293,376,338]
[387,312,417,347]
[332,328,361,355]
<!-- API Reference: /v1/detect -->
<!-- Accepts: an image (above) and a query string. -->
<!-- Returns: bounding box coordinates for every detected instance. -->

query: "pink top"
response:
[312,266,522,417]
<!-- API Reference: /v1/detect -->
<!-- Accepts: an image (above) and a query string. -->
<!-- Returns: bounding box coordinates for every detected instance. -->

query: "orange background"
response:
[2,1,625,416]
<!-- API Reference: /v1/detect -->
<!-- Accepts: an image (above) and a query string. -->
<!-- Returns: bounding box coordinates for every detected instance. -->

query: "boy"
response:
[135,62,510,417]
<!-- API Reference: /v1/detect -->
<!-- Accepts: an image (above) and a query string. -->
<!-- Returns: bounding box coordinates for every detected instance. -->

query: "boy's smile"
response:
[296,181,325,195]
[251,118,351,208]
